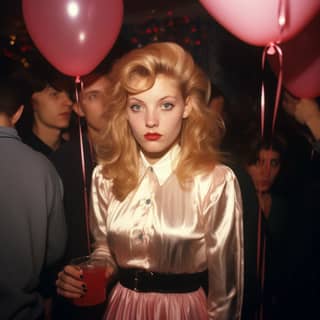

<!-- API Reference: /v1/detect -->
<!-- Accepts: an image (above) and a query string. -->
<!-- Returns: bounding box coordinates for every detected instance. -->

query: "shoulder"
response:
[193,164,240,199]
[19,141,54,168]
[29,148,62,183]
[91,164,114,203]
[212,164,237,179]
[197,164,237,186]
[7,140,62,187]
[92,164,112,186]
[92,163,104,177]
[53,139,76,155]
[51,139,79,162]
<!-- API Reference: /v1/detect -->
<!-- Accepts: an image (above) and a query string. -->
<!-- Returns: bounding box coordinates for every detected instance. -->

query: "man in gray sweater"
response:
[0,78,67,319]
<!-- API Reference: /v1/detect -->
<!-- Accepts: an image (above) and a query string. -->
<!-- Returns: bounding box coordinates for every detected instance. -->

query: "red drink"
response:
[73,264,107,306]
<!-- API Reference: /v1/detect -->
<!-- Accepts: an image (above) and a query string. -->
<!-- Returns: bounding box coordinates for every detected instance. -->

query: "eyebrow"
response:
[159,96,176,101]
[83,89,101,96]
[128,95,176,103]
[127,97,143,103]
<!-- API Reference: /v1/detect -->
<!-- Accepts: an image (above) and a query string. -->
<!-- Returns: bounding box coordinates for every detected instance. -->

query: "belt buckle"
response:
[133,270,139,291]
[133,269,154,291]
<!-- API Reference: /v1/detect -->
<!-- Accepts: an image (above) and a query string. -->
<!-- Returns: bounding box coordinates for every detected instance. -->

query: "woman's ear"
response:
[182,96,193,119]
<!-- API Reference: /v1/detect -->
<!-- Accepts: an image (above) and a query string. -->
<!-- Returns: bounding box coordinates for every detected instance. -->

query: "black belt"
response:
[118,268,208,293]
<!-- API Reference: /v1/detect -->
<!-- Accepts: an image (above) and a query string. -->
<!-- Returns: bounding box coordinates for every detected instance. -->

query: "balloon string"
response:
[75,77,91,255]
[256,193,268,320]
[260,78,266,137]
[256,202,262,279]
[259,0,286,136]
[256,203,263,320]
[271,45,283,134]
[260,43,283,136]
[256,3,286,317]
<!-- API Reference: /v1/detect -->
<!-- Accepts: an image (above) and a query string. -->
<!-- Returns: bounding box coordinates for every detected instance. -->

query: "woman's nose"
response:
[145,109,159,128]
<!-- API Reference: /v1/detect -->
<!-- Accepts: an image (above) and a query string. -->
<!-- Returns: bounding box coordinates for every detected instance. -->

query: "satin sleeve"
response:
[205,168,244,320]
[90,165,117,270]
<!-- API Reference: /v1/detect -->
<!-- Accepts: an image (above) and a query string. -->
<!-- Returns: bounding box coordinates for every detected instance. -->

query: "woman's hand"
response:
[56,263,116,299]
[56,265,87,299]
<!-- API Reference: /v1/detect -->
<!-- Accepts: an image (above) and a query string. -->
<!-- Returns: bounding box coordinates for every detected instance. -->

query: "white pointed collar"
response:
[140,144,181,186]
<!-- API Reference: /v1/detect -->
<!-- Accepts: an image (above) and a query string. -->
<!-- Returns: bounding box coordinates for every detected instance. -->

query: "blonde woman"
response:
[57,42,243,320]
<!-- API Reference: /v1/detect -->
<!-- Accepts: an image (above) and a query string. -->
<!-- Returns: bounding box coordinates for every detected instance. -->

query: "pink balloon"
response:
[199,0,320,46]
[23,0,123,76]
[268,14,320,98]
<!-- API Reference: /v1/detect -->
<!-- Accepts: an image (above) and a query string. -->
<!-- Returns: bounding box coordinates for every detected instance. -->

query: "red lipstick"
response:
[144,133,162,141]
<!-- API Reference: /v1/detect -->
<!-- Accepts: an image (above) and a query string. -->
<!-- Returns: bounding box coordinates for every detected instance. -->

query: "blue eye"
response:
[161,102,174,110]
[130,104,141,112]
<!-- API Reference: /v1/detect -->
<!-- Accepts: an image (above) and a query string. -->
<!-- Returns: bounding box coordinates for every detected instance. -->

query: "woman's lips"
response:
[144,133,162,141]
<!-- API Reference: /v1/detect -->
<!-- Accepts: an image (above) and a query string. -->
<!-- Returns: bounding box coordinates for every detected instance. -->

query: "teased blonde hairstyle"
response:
[96,42,224,200]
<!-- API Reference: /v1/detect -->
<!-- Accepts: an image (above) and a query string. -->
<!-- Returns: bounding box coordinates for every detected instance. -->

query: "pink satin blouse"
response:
[90,146,244,319]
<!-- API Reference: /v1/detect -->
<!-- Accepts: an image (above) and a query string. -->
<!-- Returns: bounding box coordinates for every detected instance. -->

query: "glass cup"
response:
[70,255,109,307]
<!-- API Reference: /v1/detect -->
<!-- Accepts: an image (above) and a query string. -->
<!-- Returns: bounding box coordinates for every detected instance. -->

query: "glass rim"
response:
[70,255,108,266]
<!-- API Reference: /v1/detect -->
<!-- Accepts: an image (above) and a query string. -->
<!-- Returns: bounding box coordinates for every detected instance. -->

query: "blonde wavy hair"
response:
[96,42,224,201]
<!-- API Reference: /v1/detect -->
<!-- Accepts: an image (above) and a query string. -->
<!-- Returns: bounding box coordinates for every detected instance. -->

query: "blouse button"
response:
[145,199,151,205]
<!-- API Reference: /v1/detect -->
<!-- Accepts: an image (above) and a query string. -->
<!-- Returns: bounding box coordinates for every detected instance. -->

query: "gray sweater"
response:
[0,126,67,320]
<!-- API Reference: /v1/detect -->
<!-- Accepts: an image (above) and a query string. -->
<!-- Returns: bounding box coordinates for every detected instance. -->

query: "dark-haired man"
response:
[16,66,73,157]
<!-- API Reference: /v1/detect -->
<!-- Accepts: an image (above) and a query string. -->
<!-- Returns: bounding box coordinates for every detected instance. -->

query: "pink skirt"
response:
[104,283,208,320]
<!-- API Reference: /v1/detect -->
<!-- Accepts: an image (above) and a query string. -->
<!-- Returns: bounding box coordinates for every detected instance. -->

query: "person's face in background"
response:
[126,74,192,164]
[246,148,281,193]
[32,86,72,129]
[75,76,110,133]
